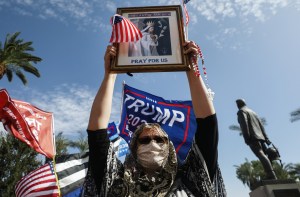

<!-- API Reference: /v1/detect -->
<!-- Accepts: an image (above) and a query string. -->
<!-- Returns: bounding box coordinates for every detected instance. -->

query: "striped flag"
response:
[56,152,89,196]
[183,0,191,25]
[15,162,59,197]
[109,14,142,43]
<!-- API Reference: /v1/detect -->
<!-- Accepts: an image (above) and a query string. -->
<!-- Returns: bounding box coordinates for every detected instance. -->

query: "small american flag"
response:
[183,0,191,25]
[15,162,59,197]
[109,14,142,43]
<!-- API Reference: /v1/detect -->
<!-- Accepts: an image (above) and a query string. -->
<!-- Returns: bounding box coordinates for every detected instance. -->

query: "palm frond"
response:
[19,42,34,51]
[260,117,267,126]
[6,69,13,81]
[7,32,21,44]
[0,32,42,85]
[229,125,241,131]
[290,108,300,122]
[21,63,41,77]
[229,125,243,136]
[15,70,27,85]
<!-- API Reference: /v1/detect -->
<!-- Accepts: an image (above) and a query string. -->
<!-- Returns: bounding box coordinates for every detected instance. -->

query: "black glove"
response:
[265,139,271,145]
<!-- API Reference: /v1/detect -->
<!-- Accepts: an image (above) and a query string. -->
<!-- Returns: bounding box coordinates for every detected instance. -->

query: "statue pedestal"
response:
[249,180,300,197]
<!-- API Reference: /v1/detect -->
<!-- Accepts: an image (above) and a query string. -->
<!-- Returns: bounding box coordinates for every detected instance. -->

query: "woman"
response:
[140,23,159,56]
[83,41,226,196]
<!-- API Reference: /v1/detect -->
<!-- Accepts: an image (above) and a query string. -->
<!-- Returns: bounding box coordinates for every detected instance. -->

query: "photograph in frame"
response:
[111,5,189,73]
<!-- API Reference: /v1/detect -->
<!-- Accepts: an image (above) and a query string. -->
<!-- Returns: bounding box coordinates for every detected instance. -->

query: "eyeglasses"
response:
[138,136,168,144]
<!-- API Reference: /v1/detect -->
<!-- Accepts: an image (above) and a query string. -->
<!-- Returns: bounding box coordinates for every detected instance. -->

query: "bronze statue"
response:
[236,99,277,180]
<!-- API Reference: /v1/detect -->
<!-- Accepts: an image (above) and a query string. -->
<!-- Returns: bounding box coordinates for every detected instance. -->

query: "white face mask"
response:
[137,141,169,170]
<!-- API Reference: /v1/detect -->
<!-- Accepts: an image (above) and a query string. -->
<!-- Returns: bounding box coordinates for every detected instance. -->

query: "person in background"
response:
[236,99,277,180]
[83,41,226,196]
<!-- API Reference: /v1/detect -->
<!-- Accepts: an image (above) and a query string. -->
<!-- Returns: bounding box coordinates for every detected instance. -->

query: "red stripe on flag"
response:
[16,168,53,195]
[124,19,129,42]
[183,3,190,25]
[127,20,134,42]
[119,21,123,42]
[116,23,120,43]
[109,14,142,43]
[15,163,59,197]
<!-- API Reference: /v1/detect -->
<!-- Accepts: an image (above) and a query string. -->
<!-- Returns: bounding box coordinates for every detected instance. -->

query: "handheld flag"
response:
[0,89,55,158]
[119,84,197,163]
[183,0,191,26]
[109,14,143,43]
[15,162,59,197]
[13,99,55,158]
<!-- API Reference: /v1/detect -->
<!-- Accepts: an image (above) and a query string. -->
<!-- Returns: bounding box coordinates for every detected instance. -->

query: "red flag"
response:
[109,14,143,43]
[13,99,55,158]
[0,89,55,158]
[15,162,59,197]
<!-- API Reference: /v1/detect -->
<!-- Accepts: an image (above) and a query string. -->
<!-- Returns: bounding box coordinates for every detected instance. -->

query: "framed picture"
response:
[111,5,189,73]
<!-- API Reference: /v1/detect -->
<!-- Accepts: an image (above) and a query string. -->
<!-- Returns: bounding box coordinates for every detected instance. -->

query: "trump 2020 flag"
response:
[0,89,55,158]
[119,84,196,162]
[15,162,59,197]
[109,14,143,43]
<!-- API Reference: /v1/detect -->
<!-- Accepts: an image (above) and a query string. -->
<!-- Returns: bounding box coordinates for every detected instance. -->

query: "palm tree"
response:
[55,132,70,158]
[68,131,88,153]
[235,159,300,191]
[0,32,42,85]
[290,108,300,122]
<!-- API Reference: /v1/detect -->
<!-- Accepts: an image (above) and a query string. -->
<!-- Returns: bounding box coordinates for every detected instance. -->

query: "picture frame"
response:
[111,5,189,73]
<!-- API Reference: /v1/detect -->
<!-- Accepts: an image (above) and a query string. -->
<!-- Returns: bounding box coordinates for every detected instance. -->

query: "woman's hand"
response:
[104,45,117,75]
[183,41,198,56]
[183,41,200,72]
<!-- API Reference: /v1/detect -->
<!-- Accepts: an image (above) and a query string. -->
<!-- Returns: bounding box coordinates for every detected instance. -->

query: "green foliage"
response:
[0,32,42,85]
[54,131,88,157]
[0,129,89,196]
[68,131,88,153]
[235,159,300,191]
[0,133,42,197]
[55,132,70,158]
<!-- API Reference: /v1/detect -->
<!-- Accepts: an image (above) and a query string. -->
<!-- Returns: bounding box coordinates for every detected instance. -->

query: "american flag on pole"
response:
[183,0,191,25]
[15,162,59,197]
[109,14,142,43]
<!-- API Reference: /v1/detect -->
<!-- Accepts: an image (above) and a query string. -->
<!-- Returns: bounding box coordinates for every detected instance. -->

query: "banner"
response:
[15,162,59,197]
[13,99,55,158]
[107,121,119,141]
[0,89,55,158]
[56,152,89,196]
[119,84,196,162]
